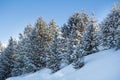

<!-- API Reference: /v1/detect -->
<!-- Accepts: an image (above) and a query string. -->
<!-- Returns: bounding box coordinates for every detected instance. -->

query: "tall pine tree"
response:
[101,3,120,49]
[26,17,50,70]
[0,37,17,80]
[83,13,99,55]
[46,31,62,73]
[11,25,36,76]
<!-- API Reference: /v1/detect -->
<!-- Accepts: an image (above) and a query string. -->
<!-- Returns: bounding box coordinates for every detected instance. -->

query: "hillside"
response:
[6,49,120,80]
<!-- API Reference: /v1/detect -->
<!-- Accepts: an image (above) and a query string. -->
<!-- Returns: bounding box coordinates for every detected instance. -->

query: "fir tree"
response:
[68,12,83,45]
[63,11,89,46]
[72,43,84,69]
[26,17,50,70]
[81,9,89,28]
[48,19,59,43]
[46,31,62,73]
[101,3,120,49]
[67,30,76,64]
[11,25,36,76]
[61,24,70,39]
[83,13,99,55]
[0,37,17,80]
[59,37,69,68]
[23,24,33,39]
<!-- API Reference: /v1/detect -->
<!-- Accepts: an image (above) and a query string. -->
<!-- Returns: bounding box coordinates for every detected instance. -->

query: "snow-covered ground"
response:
[6,49,120,80]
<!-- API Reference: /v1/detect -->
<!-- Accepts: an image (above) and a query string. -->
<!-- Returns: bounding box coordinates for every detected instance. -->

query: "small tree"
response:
[72,43,84,69]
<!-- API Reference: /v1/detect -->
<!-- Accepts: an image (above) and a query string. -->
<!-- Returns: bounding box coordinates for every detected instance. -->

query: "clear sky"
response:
[0,0,119,45]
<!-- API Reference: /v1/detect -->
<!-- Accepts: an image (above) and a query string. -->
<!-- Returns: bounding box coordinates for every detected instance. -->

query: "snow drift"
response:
[6,49,120,80]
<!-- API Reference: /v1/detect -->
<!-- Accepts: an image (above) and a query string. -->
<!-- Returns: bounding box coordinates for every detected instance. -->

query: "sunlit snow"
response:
[7,49,120,80]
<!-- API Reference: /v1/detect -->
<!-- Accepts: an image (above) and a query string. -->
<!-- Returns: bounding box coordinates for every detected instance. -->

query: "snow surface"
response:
[6,49,120,80]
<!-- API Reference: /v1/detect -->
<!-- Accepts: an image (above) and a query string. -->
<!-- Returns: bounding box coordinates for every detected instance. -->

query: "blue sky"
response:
[0,0,119,45]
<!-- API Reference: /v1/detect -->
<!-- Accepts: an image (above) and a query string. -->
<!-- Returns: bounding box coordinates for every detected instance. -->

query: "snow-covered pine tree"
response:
[61,11,89,65]
[59,37,69,68]
[72,43,84,69]
[53,28,66,69]
[83,13,99,55]
[62,12,85,65]
[81,9,89,29]
[67,30,76,64]
[101,3,120,49]
[62,10,89,35]
[68,12,83,45]
[112,3,120,49]
[48,19,59,43]
[61,24,70,39]
[61,11,89,47]
[10,37,24,76]
[0,37,17,80]
[46,31,62,73]
[26,17,50,70]
[11,25,36,76]
[23,24,33,39]
[61,24,71,67]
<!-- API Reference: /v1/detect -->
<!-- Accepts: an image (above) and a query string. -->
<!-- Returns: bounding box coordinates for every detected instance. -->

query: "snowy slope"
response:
[6,49,120,80]
[62,49,120,80]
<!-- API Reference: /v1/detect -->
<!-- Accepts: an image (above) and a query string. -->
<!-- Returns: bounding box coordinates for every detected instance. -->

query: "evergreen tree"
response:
[59,37,69,68]
[61,11,89,65]
[68,11,87,33]
[72,43,84,69]
[23,24,33,39]
[62,11,89,46]
[68,12,83,45]
[11,25,36,76]
[61,24,71,66]
[0,37,17,80]
[26,17,50,70]
[61,24,70,39]
[83,13,99,55]
[101,3,120,49]
[48,19,59,43]
[81,9,89,28]
[46,31,62,73]
[66,30,76,64]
